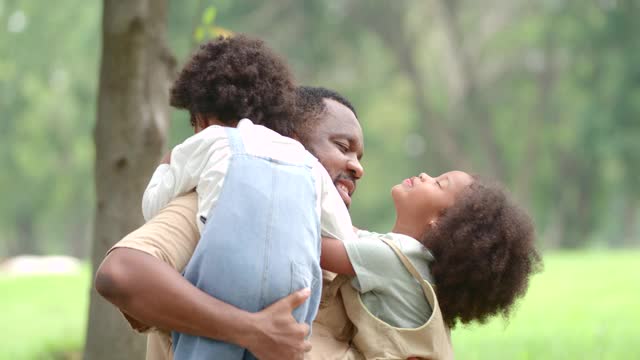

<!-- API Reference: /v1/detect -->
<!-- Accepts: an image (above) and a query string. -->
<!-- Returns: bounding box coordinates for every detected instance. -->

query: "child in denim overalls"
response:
[142,36,355,360]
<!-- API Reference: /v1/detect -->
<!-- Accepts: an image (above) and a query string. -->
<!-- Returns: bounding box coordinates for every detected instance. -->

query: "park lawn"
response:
[0,267,89,359]
[1,251,638,359]
[452,251,640,359]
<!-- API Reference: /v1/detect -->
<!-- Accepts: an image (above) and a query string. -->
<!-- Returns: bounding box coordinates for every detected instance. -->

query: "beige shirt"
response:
[111,193,200,357]
[110,192,359,360]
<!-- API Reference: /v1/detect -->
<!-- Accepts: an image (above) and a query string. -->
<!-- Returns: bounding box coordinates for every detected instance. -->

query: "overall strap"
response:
[302,149,319,169]
[224,126,246,154]
[322,274,350,306]
[380,238,434,300]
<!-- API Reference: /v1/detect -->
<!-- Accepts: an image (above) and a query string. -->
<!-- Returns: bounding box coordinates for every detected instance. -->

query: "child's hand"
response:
[160,150,171,164]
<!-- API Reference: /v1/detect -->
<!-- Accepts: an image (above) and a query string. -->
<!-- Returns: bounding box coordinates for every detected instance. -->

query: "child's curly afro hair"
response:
[170,35,297,137]
[422,178,542,328]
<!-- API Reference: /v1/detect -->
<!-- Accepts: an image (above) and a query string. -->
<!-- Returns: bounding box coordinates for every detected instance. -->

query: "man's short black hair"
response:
[296,86,357,117]
[293,86,358,140]
[170,35,296,136]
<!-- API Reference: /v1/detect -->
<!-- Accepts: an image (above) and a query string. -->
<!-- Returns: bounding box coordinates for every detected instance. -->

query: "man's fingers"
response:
[300,322,310,337]
[282,288,311,310]
[303,339,312,353]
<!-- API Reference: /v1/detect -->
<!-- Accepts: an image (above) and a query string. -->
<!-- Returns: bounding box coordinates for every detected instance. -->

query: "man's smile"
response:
[335,178,355,207]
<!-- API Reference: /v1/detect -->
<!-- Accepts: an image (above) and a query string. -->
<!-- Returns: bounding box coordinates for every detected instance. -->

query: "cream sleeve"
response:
[141,126,227,222]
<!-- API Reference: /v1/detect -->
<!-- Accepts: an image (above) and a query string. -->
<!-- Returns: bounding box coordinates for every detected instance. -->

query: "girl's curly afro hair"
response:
[170,35,297,137]
[422,178,542,328]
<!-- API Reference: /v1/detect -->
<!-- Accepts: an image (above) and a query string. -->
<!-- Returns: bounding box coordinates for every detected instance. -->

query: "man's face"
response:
[304,99,364,208]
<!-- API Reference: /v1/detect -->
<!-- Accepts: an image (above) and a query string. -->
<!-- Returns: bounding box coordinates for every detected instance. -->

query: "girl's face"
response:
[392,171,473,227]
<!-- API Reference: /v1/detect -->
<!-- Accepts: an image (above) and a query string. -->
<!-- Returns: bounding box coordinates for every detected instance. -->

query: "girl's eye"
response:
[436,180,442,189]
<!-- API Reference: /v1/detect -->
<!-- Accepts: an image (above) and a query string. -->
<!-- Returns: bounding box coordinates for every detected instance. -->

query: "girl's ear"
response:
[428,219,438,229]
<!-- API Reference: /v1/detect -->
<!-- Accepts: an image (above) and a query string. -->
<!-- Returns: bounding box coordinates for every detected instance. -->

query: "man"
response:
[96,85,364,359]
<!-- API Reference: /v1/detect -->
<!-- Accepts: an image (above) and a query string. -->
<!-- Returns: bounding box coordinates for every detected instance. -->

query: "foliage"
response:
[198,0,640,247]
[0,0,638,256]
[0,0,99,257]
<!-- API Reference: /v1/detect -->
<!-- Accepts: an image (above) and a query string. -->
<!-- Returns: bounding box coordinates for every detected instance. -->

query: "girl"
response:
[320,171,541,359]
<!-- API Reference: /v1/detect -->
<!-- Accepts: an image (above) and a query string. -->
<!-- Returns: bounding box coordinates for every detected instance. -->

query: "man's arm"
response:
[95,194,312,359]
[96,248,311,359]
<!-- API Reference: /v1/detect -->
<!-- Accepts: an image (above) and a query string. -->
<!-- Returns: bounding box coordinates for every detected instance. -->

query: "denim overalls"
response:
[172,127,323,360]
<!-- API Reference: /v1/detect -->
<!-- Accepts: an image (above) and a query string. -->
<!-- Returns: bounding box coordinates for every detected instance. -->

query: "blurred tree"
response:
[191,0,639,246]
[83,0,176,359]
[0,0,99,257]
[571,0,640,246]
[1,0,638,265]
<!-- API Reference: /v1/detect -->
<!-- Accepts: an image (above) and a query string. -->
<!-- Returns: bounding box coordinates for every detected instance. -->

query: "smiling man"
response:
[294,87,364,208]
[95,84,365,360]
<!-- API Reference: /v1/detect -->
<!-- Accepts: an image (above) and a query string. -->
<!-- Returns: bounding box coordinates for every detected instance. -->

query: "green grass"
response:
[1,251,638,359]
[0,267,89,360]
[452,251,640,359]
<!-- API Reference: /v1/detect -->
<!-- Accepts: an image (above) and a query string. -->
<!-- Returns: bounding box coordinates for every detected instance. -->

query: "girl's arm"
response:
[320,237,355,276]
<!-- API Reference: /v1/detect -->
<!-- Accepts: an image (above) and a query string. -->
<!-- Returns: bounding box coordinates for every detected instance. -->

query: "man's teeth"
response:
[337,184,349,194]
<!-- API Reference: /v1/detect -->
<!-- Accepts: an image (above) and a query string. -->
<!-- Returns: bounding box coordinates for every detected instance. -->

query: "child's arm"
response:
[142,128,222,220]
[320,237,355,276]
[142,148,199,221]
[142,160,180,221]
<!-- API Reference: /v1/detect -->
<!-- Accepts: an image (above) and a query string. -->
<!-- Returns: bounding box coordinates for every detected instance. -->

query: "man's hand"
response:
[160,150,172,164]
[243,288,312,360]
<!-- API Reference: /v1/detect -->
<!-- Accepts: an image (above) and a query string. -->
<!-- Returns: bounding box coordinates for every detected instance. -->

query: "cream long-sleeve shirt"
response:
[142,119,355,242]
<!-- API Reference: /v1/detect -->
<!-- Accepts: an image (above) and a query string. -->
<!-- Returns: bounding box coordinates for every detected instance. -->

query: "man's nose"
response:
[348,159,364,179]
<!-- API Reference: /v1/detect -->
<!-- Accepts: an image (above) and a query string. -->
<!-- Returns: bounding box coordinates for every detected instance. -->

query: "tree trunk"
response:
[15,213,37,255]
[348,1,468,172]
[514,25,557,207]
[84,1,175,359]
[622,199,638,247]
[434,0,506,180]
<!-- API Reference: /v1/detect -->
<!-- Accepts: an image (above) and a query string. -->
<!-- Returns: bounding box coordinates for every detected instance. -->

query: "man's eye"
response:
[335,142,349,152]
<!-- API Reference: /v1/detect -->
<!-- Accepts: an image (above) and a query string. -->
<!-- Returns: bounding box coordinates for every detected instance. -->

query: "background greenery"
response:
[1,0,639,358]
[1,0,638,257]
